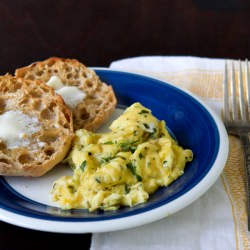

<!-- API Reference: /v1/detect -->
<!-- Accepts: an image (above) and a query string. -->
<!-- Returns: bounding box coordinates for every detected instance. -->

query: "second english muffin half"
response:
[15,57,117,131]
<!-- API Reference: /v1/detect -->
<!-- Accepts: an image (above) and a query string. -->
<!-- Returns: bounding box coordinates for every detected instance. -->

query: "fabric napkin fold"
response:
[91,56,250,250]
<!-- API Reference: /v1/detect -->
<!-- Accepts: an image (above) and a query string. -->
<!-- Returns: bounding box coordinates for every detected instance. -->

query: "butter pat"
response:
[46,76,86,109]
[0,110,41,149]
[46,76,64,90]
[56,86,86,109]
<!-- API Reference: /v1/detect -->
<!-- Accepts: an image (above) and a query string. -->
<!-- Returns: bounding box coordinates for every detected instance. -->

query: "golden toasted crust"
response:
[15,57,117,131]
[0,75,74,177]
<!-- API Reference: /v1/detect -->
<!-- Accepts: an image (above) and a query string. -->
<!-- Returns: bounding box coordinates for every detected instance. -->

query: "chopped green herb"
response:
[185,155,193,161]
[116,155,126,160]
[136,175,142,182]
[67,158,76,170]
[95,177,101,183]
[101,155,126,164]
[143,123,150,129]
[138,110,149,114]
[127,162,142,181]
[163,160,168,167]
[120,140,140,152]
[102,141,114,145]
[101,156,114,163]
[125,184,130,194]
[68,185,75,193]
[139,153,144,159]
[133,130,138,136]
[126,162,135,173]
[80,160,87,171]
[149,133,158,139]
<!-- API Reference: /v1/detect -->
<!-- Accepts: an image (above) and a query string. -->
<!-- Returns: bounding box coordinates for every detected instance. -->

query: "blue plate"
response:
[0,68,228,233]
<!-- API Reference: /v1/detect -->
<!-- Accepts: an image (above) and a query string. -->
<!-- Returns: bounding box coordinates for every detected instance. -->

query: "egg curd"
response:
[51,103,193,211]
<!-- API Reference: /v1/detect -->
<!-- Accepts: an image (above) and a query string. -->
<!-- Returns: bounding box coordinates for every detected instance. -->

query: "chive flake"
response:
[68,185,75,193]
[120,140,139,152]
[103,141,114,145]
[80,160,87,171]
[138,110,149,114]
[127,162,142,181]
[139,153,144,159]
[125,184,130,194]
[95,177,101,183]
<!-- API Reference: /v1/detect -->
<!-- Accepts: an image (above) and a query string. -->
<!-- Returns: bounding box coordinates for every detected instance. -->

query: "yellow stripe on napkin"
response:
[223,136,249,250]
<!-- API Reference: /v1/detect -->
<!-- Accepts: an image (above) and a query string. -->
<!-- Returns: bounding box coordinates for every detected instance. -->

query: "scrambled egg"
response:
[51,102,193,211]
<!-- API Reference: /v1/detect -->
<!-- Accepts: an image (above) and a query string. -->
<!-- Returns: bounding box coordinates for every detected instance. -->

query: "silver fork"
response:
[223,59,250,231]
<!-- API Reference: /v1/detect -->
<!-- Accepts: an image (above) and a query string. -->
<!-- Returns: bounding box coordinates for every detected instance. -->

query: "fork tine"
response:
[231,61,238,120]
[223,61,230,122]
[223,59,250,231]
[238,60,247,121]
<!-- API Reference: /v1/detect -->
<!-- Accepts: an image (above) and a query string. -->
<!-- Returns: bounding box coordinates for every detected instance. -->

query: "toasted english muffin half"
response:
[15,57,117,131]
[0,75,74,177]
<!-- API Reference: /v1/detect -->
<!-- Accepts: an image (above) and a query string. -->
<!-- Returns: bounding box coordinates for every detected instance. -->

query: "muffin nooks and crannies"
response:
[0,75,74,177]
[15,57,117,131]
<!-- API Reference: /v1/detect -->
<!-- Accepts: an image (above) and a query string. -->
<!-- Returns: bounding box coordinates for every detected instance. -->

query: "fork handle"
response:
[240,132,250,231]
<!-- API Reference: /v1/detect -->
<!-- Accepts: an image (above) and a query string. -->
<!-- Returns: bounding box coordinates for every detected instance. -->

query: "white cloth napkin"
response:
[91,56,249,250]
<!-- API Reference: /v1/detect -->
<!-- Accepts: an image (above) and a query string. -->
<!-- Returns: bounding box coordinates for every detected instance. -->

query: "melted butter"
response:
[46,76,86,109]
[0,110,41,149]
[46,75,64,90]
